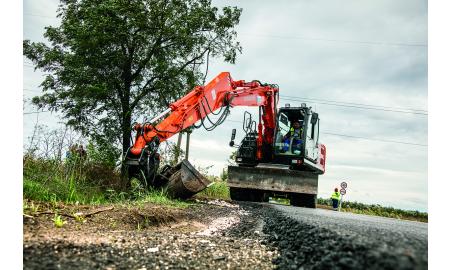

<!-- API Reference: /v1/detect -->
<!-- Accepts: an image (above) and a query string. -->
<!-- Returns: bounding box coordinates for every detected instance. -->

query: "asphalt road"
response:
[262,204,428,270]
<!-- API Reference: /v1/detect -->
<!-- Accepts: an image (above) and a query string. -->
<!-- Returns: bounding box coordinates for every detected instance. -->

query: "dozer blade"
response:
[163,159,211,199]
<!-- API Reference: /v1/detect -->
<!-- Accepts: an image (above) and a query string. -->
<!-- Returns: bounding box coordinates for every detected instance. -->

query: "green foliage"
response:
[86,139,120,169]
[23,0,242,154]
[317,197,428,222]
[24,155,190,208]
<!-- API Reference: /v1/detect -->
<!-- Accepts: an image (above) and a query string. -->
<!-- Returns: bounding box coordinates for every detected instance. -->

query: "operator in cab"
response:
[282,120,303,154]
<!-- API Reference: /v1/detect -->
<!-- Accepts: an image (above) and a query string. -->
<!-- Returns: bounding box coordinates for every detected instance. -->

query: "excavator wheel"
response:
[290,193,317,208]
[229,187,266,202]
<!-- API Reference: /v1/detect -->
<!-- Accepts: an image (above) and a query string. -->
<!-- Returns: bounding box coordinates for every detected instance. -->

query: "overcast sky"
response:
[23,0,428,211]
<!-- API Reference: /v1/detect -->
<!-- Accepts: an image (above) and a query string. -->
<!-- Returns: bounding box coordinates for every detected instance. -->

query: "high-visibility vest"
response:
[290,127,302,138]
[331,192,340,200]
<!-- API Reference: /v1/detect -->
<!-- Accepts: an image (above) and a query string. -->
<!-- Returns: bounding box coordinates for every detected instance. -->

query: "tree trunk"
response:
[120,77,132,183]
[120,108,132,185]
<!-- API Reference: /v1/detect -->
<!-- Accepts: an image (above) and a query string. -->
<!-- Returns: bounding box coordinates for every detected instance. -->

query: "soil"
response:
[23,199,278,270]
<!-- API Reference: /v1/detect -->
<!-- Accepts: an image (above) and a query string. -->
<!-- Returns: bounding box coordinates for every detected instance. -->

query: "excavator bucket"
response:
[162,159,211,199]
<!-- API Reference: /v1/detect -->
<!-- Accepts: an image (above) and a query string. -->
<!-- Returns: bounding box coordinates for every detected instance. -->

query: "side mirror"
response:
[311,113,319,125]
[229,129,236,147]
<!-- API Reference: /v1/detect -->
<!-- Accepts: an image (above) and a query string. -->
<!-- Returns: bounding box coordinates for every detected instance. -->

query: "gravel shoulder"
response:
[23,200,278,270]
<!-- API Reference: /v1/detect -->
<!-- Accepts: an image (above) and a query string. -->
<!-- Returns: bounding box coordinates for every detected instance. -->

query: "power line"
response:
[23,88,41,93]
[23,12,427,48]
[280,94,427,113]
[240,33,427,48]
[322,131,427,147]
[279,97,427,115]
[224,119,426,147]
[23,110,51,115]
[24,13,59,20]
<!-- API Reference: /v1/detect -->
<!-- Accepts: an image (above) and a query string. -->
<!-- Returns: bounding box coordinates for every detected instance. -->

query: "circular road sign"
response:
[340,188,346,195]
[340,182,348,189]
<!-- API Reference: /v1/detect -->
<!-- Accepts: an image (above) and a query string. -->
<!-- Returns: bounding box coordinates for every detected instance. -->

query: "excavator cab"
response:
[273,104,323,174]
[228,103,325,208]
[232,104,324,174]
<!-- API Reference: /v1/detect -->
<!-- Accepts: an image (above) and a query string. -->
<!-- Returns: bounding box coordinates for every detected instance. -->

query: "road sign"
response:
[340,188,346,195]
[340,182,347,189]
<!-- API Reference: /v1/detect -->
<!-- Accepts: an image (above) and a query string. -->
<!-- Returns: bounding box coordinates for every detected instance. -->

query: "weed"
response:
[72,213,85,223]
[23,200,40,215]
[53,214,67,228]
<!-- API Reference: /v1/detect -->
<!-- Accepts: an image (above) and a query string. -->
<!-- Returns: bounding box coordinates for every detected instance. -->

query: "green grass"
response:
[137,188,191,208]
[23,156,192,208]
[23,157,108,205]
[195,180,230,200]
[317,197,427,222]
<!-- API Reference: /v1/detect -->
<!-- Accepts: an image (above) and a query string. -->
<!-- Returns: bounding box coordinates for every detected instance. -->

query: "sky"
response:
[23,0,428,211]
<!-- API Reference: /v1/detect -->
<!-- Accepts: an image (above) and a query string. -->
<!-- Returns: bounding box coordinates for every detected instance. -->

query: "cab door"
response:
[305,113,319,161]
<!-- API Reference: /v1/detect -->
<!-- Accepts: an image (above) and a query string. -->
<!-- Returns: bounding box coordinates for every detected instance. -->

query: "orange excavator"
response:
[124,72,326,207]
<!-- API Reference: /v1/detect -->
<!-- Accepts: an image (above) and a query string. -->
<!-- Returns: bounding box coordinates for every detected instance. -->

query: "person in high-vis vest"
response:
[331,188,341,211]
[282,120,303,154]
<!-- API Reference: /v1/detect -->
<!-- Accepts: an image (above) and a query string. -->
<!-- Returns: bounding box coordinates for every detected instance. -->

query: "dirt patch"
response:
[24,200,279,269]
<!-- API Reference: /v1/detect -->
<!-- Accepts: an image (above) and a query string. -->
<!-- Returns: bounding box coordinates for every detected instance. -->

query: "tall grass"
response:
[23,156,120,204]
[23,156,192,208]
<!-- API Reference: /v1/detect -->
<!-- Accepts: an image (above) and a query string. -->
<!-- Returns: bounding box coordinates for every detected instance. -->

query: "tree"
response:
[23,0,242,174]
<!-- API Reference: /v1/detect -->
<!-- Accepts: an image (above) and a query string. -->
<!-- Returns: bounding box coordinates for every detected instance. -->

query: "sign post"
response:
[338,182,347,211]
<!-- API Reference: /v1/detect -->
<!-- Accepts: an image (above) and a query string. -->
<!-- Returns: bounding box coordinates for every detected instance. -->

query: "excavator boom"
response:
[125,72,279,198]
[129,72,278,159]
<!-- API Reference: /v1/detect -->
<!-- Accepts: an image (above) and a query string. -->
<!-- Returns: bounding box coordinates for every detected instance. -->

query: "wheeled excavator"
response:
[124,72,326,207]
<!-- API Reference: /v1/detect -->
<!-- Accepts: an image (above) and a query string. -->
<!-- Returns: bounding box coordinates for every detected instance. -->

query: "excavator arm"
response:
[129,72,279,159]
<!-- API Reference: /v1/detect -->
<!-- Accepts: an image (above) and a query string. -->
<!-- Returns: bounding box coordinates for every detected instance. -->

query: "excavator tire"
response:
[229,187,266,202]
[290,193,317,208]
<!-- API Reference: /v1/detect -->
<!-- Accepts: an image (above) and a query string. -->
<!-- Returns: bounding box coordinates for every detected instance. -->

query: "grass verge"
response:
[317,198,427,223]
[23,156,191,208]
[195,180,230,200]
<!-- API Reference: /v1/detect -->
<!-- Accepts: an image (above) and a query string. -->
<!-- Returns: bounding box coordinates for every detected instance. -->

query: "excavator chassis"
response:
[228,163,318,208]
